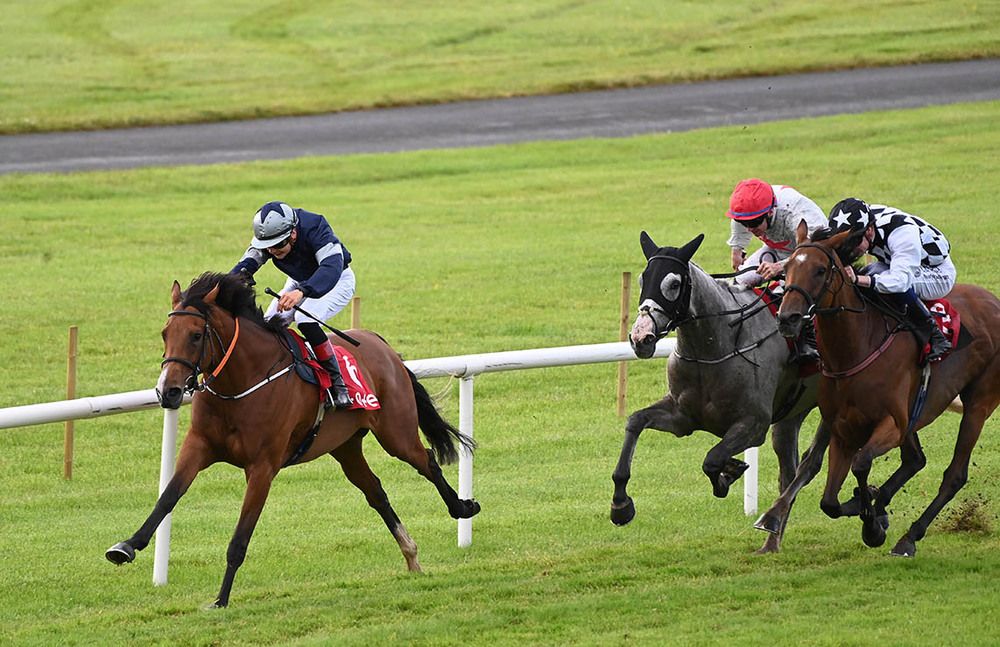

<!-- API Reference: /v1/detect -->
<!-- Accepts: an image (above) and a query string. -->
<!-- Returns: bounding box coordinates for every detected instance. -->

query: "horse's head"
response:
[629,231,704,359]
[777,221,856,338]
[156,280,222,409]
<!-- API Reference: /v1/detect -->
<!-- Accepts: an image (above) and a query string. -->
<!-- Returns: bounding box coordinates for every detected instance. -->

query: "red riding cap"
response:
[726,179,776,221]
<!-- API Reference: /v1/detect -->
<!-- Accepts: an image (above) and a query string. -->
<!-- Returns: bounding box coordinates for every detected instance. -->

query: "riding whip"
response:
[264,287,361,346]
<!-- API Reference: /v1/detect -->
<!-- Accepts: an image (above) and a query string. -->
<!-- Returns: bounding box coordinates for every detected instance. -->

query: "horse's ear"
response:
[795,219,809,246]
[678,233,705,262]
[640,231,658,260]
[171,281,182,308]
[204,283,220,305]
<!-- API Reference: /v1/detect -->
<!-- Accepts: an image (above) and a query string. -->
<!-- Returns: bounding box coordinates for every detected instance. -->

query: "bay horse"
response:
[106,272,480,607]
[613,232,827,553]
[775,222,1000,556]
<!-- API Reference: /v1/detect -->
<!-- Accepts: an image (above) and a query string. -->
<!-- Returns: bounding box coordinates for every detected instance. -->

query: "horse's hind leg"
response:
[106,434,212,565]
[611,397,694,525]
[870,430,928,532]
[330,434,421,573]
[891,385,1000,557]
[376,423,480,520]
[756,417,828,554]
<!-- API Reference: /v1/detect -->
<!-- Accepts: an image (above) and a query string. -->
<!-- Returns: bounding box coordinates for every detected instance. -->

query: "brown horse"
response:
[106,272,480,607]
[774,222,1000,556]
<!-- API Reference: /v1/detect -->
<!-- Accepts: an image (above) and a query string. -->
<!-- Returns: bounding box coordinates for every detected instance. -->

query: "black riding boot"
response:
[318,356,353,410]
[791,319,820,365]
[902,289,951,362]
[299,322,352,409]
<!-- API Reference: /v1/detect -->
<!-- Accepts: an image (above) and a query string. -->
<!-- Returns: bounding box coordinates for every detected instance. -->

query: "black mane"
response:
[181,272,284,333]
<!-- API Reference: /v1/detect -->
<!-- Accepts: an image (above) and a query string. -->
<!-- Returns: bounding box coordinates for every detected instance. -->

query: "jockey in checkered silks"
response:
[824,197,955,362]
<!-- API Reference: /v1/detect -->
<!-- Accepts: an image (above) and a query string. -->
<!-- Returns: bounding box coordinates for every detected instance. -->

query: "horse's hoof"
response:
[610,498,636,526]
[105,541,136,565]
[876,514,890,531]
[450,499,481,519]
[890,537,917,558]
[711,475,731,498]
[862,521,887,548]
[754,512,782,535]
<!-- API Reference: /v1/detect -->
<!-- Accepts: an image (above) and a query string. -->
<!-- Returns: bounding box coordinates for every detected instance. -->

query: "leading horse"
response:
[612,232,826,553]
[106,272,480,607]
[774,223,1000,555]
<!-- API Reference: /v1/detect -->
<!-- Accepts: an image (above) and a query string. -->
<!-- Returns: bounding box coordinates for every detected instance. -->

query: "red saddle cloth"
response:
[287,332,380,410]
[924,298,961,363]
[333,346,380,410]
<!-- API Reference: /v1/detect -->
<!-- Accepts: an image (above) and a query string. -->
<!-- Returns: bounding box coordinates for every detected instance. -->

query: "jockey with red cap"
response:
[726,178,827,363]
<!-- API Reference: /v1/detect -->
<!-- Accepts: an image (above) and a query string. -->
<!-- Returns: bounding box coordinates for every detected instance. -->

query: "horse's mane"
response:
[181,272,284,333]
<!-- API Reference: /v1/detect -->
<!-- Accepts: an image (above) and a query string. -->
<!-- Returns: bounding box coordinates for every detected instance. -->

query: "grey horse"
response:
[611,231,828,552]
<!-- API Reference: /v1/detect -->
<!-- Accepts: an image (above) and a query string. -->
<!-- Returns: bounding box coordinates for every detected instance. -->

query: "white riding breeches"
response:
[868,258,956,300]
[265,267,356,326]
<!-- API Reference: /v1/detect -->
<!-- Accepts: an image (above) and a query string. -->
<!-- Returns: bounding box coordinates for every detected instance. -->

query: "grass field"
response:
[2,0,999,133]
[2,101,999,645]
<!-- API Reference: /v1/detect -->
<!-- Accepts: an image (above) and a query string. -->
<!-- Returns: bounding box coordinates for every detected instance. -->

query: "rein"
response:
[162,308,292,399]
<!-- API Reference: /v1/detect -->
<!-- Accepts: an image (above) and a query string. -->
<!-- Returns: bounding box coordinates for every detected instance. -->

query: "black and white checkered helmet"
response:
[251,201,298,249]
[828,198,872,233]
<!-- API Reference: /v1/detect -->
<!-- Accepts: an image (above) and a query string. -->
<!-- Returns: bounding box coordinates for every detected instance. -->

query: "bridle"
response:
[636,254,779,365]
[782,242,865,319]
[161,308,240,394]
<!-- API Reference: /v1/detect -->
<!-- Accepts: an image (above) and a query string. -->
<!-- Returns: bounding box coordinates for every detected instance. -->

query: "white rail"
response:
[0,337,765,585]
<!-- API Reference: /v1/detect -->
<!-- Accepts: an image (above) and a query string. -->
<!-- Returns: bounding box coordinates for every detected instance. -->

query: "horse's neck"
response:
[677,264,748,352]
[208,313,287,392]
[816,284,896,371]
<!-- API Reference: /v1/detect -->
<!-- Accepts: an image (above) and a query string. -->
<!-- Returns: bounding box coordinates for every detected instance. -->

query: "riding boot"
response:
[318,356,353,410]
[299,322,353,409]
[902,289,951,362]
[791,319,820,365]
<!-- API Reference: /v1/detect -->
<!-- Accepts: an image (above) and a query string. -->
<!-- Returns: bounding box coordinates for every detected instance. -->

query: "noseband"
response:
[161,308,240,393]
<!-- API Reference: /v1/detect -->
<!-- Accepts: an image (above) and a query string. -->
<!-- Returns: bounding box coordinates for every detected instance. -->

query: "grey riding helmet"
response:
[251,202,298,249]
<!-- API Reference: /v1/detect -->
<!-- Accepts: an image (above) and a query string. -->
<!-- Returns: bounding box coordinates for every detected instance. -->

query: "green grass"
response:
[1,102,999,644]
[2,0,999,133]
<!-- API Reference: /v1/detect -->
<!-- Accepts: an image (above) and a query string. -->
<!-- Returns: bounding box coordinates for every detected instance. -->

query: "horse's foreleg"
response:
[330,436,421,573]
[755,417,829,553]
[819,435,855,520]
[106,434,211,565]
[213,463,278,608]
[611,398,692,525]
[892,395,996,558]
[852,418,902,548]
[702,418,768,499]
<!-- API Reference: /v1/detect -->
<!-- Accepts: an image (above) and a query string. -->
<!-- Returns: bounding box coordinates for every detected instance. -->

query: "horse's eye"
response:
[817,266,827,276]
[192,332,203,342]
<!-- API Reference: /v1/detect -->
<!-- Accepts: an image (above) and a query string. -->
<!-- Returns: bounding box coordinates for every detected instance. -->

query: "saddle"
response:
[279,329,380,411]
[868,294,969,364]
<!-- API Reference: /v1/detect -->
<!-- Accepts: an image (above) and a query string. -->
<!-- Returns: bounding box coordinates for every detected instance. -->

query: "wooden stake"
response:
[64,326,78,480]
[617,272,632,416]
[350,296,361,330]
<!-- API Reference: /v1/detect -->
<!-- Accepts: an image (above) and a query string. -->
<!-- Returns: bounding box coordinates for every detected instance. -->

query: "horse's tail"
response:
[406,367,476,465]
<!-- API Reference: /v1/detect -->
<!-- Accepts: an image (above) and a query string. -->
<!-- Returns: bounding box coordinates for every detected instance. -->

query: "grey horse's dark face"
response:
[630,232,704,359]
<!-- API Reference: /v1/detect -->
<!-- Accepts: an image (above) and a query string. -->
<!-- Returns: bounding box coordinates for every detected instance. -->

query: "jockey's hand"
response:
[731,248,746,271]
[758,261,783,281]
[843,265,857,284]
[277,289,305,312]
